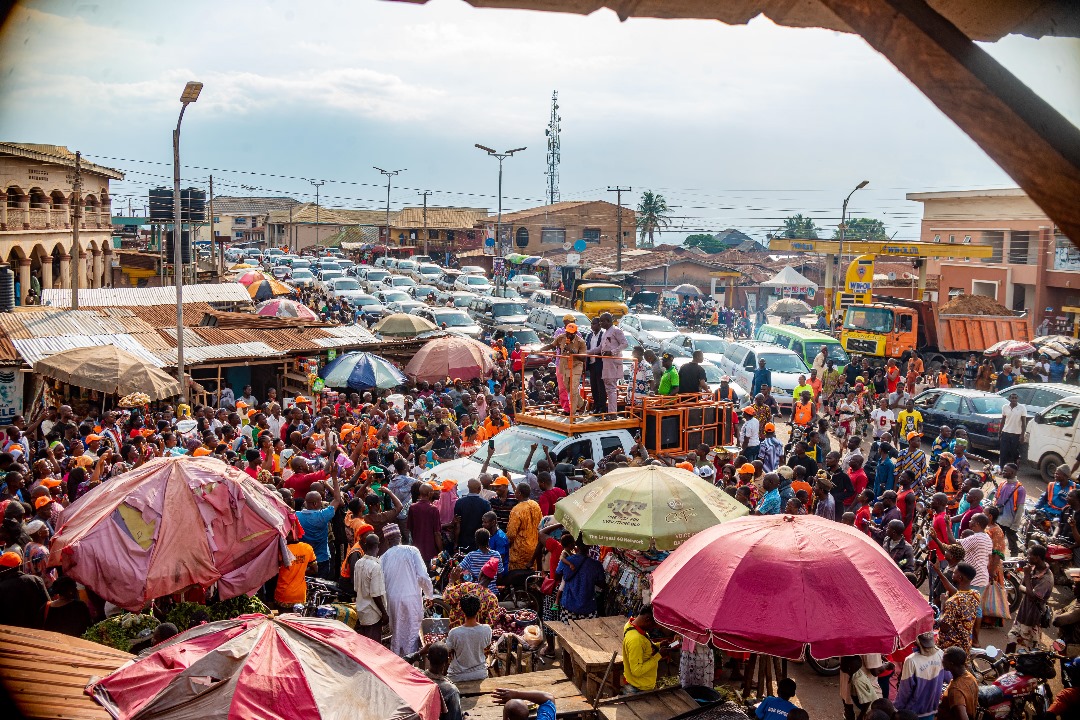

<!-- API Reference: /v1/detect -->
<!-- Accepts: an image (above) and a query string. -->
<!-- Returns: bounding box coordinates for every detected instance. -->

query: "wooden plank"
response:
[597,689,699,720]
[818,0,1080,245]
[456,668,572,696]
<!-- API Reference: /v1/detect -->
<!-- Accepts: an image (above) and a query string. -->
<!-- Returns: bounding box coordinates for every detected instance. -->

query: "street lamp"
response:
[174,80,202,403]
[374,167,405,259]
[309,180,325,247]
[834,180,869,323]
[475,144,525,291]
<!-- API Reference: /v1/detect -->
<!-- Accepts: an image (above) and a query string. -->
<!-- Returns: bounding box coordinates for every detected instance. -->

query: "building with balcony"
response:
[1,142,124,303]
[211,196,299,248]
[478,200,637,255]
[267,204,388,251]
[907,188,1071,327]
[383,207,489,256]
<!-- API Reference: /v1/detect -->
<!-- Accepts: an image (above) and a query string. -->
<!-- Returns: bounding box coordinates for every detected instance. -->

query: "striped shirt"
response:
[895,448,928,485]
[459,548,503,588]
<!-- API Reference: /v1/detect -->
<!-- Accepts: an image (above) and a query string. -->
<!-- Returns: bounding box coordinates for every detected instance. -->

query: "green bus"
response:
[755,324,850,367]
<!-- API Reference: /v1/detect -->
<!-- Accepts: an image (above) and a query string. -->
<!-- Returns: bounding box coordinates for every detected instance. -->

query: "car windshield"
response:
[506,329,541,344]
[321,263,341,272]
[353,296,380,306]
[694,338,727,354]
[761,353,808,374]
[583,286,625,302]
[368,271,389,280]
[452,295,474,308]
[383,291,410,302]
[517,275,540,284]
[398,262,417,270]
[393,277,414,284]
[971,396,1009,414]
[420,266,442,275]
[467,276,490,286]
[292,260,310,269]
[639,316,677,332]
[700,362,723,382]
[292,270,313,279]
[434,311,473,327]
[472,429,563,474]
[413,286,436,297]
[845,307,894,333]
[492,302,527,317]
[321,272,342,281]
[333,279,360,291]
[804,341,850,364]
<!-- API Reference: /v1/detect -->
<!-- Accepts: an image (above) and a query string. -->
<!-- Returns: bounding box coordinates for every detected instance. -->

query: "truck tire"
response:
[1039,453,1065,485]
[925,354,947,374]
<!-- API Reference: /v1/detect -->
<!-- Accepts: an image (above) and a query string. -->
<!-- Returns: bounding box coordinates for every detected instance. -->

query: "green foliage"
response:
[82,613,160,651]
[684,233,726,253]
[835,217,888,241]
[783,214,818,239]
[636,191,672,249]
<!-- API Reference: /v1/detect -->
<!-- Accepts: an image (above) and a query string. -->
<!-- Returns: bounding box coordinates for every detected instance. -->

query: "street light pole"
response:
[374,167,405,259]
[174,81,202,403]
[834,180,869,324]
[475,144,525,291]
[309,180,324,248]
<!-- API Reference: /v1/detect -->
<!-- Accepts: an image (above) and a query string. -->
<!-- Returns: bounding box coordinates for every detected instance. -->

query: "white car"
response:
[460,265,487,276]
[507,274,544,293]
[661,333,728,365]
[454,274,492,293]
[410,284,439,301]
[1027,398,1080,482]
[394,259,419,277]
[382,274,417,290]
[414,263,445,285]
[714,340,809,408]
[326,277,368,304]
[316,270,344,292]
[387,299,426,315]
[349,293,386,321]
[290,269,316,287]
[361,269,392,293]
[375,289,412,306]
[414,307,483,338]
[997,383,1080,413]
[618,314,680,349]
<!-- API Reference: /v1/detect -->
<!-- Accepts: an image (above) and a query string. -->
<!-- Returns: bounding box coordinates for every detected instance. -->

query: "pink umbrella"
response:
[89,614,442,720]
[49,456,294,611]
[405,334,497,382]
[651,514,933,660]
[236,270,266,286]
[256,298,319,321]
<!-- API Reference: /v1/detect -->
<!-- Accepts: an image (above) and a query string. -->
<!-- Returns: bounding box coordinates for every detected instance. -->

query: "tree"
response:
[835,217,888,241]
[783,214,818,239]
[636,191,672,249]
[684,233,725,253]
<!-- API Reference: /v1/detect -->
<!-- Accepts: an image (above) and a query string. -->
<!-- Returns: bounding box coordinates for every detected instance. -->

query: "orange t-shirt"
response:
[275,541,315,605]
[791,480,813,497]
[483,417,510,438]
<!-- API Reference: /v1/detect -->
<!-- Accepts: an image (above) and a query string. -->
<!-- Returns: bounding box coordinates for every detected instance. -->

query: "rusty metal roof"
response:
[13,334,167,367]
[155,342,285,367]
[42,284,252,308]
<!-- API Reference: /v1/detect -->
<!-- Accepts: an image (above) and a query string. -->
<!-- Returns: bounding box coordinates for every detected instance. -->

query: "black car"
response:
[912,388,1009,452]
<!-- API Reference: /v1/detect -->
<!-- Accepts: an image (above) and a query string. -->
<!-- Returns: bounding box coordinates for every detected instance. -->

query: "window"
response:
[515,227,529,247]
[541,228,567,245]
[428,229,439,240]
[972,280,998,300]
[234,217,247,225]
[898,314,913,333]
[600,435,624,457]
[743,353,756,370]
[935,393,961,413]
[583,228,601,244]
[981,231,1004,263]
[915,392,939,410]
[1042,403,1080,428]
[1008,231,1033,265]
[556,440,592,465]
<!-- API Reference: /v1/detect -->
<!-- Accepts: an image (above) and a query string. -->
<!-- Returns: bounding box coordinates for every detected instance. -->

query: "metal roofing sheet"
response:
[156,342,285,366]
[0,310,149,340]
[42,284,252,308]
[12,334,167,367]
[320,325,378,342]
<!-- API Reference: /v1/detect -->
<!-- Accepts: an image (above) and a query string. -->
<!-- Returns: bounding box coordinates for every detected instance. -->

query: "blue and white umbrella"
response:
[319,352,406,390]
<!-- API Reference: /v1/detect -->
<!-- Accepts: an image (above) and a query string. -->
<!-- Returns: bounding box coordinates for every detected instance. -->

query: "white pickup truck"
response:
[419,423,637,492]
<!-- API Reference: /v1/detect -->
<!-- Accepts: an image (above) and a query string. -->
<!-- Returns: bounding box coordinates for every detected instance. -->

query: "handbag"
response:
[540,576,557,595]
[981,580,1010,620]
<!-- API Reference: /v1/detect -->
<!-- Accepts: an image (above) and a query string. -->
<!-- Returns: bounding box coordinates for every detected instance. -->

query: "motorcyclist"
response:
[1035,464,1076,520]
[1052,568,1080,657]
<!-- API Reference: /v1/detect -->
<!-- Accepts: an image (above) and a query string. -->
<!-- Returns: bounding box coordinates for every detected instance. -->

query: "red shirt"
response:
[854,505,872,535]
[244,466,259,479]
[538,487,567,516]
[897,489,917,541]
[930,510,951,561]
[283,469,327,496]
[848,468,868,503]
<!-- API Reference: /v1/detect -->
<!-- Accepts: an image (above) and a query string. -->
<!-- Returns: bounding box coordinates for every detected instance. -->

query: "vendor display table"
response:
[601,549,667,617]
[597,688,700,720]
[457,669,591,719]
[548,616,629,699]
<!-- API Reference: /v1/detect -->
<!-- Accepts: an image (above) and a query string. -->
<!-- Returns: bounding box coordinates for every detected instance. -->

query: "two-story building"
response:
[907,188,1070,326]
[1,142,123,303]
[211,196,299,247]
[478,200,636,256]
[267,204,388,252]
[386,207,488,256]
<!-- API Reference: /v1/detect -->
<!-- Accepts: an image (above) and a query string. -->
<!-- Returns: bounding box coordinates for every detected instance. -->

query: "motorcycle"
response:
[975,649,1063,719]
[1001,557,1024,613]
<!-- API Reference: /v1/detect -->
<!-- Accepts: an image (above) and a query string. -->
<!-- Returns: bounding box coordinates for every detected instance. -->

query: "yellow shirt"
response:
[622,621,660,691]
[896,409,923,436]
[792,383,815,401]
[506,499,542,569]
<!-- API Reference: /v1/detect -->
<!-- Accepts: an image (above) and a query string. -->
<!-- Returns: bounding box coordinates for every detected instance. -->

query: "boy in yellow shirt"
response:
[622,604,670,693]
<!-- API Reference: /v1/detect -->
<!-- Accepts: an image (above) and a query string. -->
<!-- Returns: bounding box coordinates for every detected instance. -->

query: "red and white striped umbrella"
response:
[89,614,442,720]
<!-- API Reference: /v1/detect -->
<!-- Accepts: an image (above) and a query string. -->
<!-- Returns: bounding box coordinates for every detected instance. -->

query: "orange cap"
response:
[441,479,457,492]
[565,323,578,333]
[40,478,62,489]
[192,447,212,457]
[676,461,694,472]
[739,463,756,474]
[0,552,20,568]
[492,476,510,487]
[764,422,776,433]
[294,395,311,404]
[34,496,53,509]
[85,434,103,443]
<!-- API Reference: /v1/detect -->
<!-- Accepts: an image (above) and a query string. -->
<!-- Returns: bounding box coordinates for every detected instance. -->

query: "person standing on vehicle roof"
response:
[583,318,607,416]
[595,312,628,417]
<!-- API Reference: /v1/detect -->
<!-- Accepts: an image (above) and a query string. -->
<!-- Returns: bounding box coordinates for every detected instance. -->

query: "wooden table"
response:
[597,688,700,720]
[548,616,629,699]
[456,669,592,719]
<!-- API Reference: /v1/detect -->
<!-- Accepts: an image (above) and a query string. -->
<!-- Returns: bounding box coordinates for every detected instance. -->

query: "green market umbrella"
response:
[554,465,748,550]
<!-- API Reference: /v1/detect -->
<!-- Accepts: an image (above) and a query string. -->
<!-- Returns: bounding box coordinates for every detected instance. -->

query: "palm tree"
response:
[636,191,672,249]
[783,214,818,239]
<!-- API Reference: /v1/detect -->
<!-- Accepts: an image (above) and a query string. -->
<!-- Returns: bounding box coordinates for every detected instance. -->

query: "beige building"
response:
[1,142,123,303]
[387,207,489,255]
[267,203,388,251]
[211,196,299,247]
[479,200,636,255]
[907,188,1069,324]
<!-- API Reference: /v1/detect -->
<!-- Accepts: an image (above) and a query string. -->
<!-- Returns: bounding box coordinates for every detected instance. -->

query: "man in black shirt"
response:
[678,351,710,394]
[825,450,855,511]
[786,442,818,477]
[0,553,49,628]
[454,479,491,552]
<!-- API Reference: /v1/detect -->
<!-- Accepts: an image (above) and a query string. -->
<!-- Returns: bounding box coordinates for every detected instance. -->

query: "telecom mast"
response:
[545,91,561,205]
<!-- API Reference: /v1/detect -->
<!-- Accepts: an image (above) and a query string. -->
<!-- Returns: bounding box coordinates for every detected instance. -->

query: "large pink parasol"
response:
[256,298,319,321]
[89,614,442,720]
[651,514,933,660]
[405,334,497,382]
[49,456,294,611]
[236,270,266,286]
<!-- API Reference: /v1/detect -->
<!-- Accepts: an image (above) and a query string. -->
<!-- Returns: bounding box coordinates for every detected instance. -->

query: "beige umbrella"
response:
[373,312,439,338]
[34,345,182,400]
[405,335,497,382]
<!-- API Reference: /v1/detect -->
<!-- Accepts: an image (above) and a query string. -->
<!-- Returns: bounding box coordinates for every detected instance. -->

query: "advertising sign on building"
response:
[0,369,21,423]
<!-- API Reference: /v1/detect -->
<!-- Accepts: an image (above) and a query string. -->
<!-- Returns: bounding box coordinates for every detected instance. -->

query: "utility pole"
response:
[209,175,219,277]
[608,186,630,272]
[419,190,431,257]
[309,180,325,249]
[374,167,405,258]
[475,145,525,292]
[70,151,82,309]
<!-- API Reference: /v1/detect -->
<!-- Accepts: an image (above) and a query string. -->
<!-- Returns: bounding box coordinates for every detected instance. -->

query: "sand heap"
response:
[939,294,1014,316]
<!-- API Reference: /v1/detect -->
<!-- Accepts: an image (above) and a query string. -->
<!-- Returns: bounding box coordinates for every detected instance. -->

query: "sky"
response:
[1,0,1078,244]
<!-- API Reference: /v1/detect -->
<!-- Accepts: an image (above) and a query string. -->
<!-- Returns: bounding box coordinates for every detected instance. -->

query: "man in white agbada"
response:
[379,522,433,656]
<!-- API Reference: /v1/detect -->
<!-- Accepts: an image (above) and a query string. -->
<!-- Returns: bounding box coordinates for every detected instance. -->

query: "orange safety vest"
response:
[793,402,813,426]
[1047,481,1068,511]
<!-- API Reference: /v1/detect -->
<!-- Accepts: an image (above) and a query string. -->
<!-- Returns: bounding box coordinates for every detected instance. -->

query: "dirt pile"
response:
[939,294,1014,316]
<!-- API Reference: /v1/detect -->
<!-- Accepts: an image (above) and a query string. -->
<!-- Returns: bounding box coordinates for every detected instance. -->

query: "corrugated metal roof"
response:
[13,334,166,367]
[42,284,252,308]
[158,327,208,347]
[395,207,489,229]
[156,342,285,366]
[0,310,151,339]
[320,325,379,342]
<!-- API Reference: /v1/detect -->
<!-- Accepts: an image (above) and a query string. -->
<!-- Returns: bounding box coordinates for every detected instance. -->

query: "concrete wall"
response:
[493,202,637,255]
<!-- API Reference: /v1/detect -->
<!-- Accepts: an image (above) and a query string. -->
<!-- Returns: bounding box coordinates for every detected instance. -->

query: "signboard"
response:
[566,253,580,266]
[836,255,875,312]
[327,349,337,361]
[0,369,20,422]
[493,257,505,274]
[312,378,325,393]
[1054,237,1080,271]
[562,242,572,251]
[573,239,587,252]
